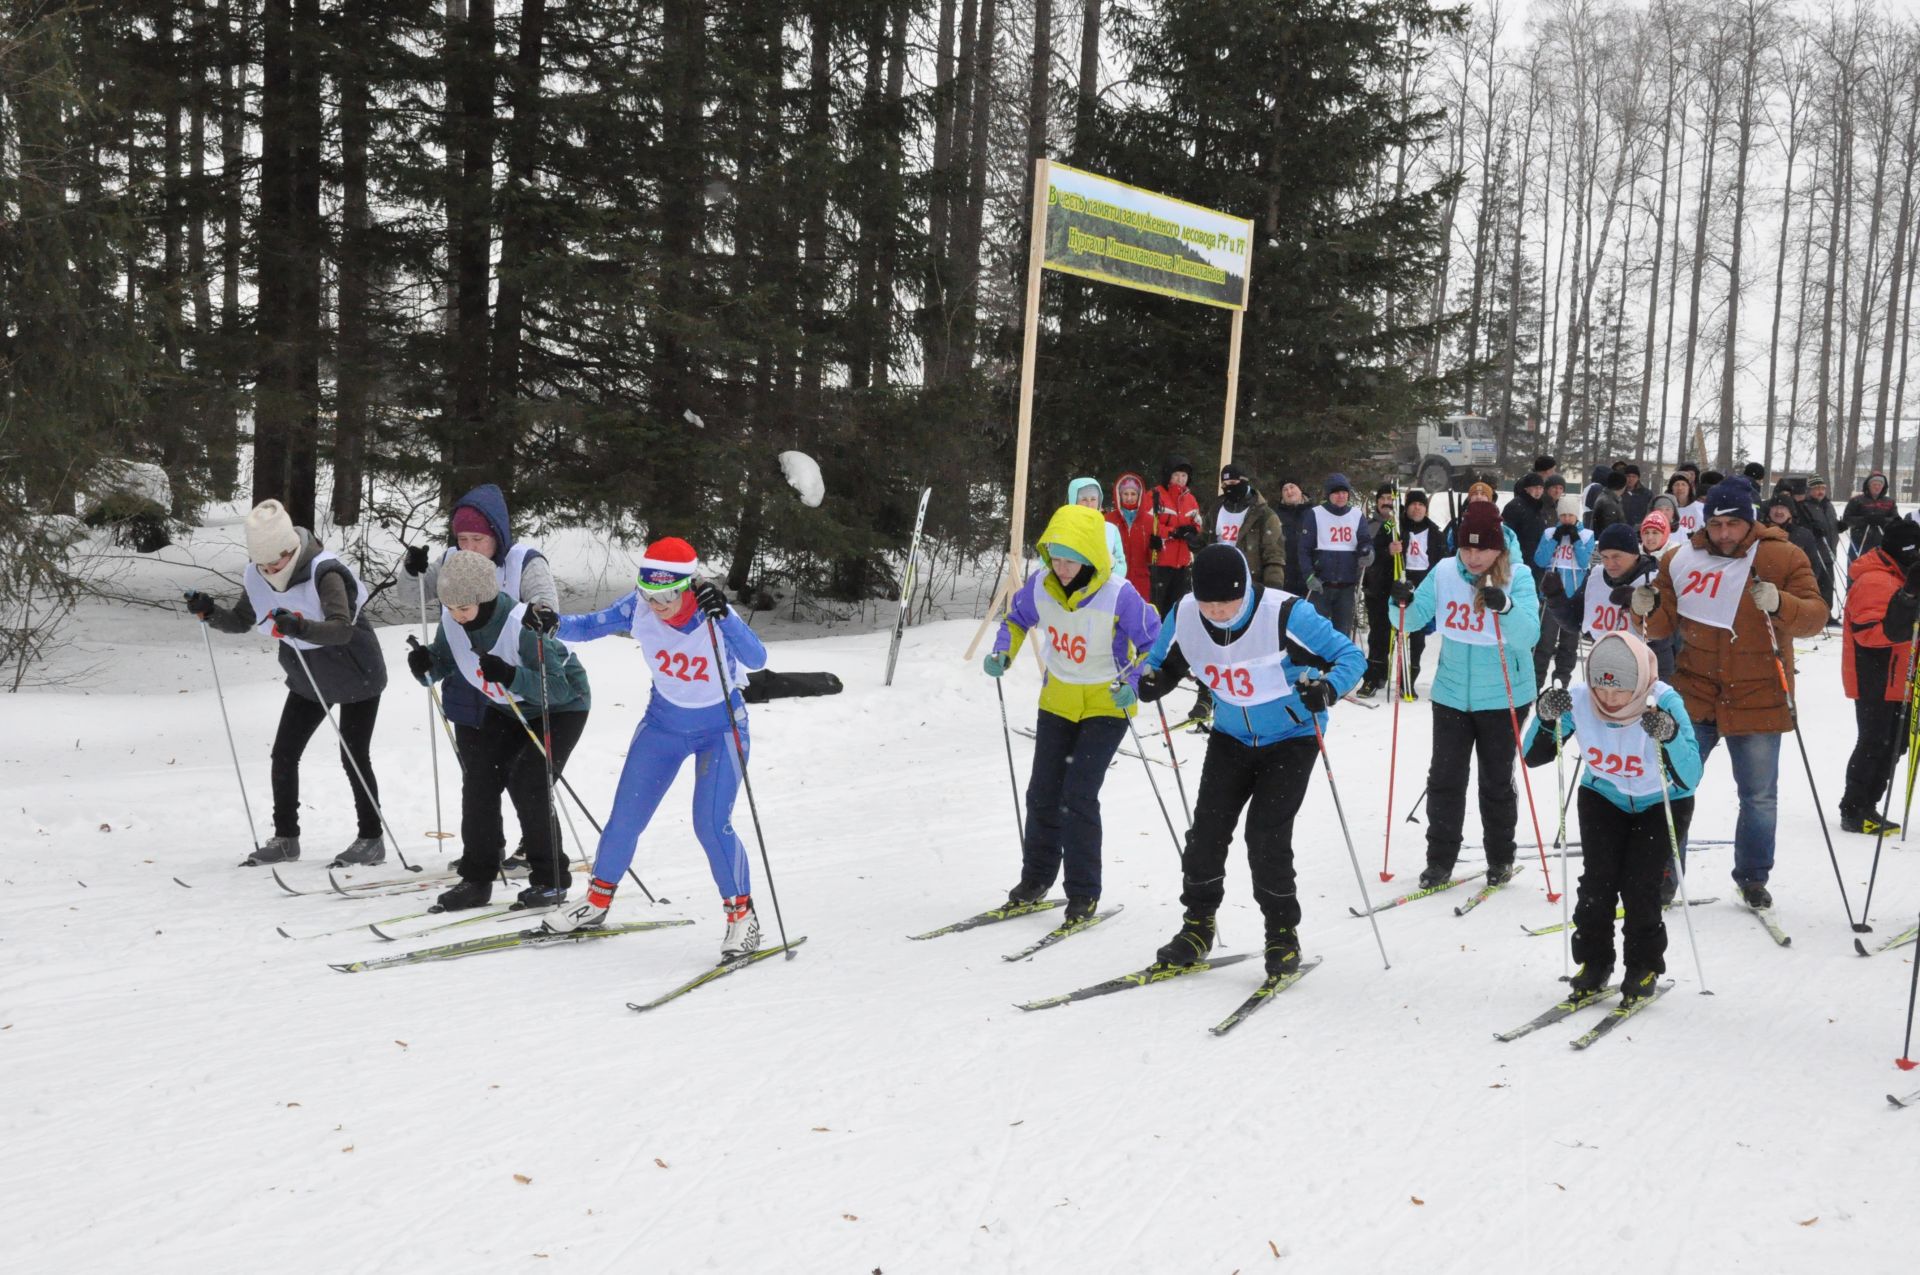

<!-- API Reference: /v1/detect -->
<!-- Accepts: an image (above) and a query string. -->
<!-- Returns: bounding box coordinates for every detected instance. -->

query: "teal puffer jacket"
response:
[1394,555,1540,712]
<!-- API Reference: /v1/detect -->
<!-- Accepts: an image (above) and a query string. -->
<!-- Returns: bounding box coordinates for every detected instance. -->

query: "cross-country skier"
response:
[1533,494,1593,690]
[185,499,390,868]
[1302,473,1370,639]
[1137,544,1365,975]
[1388,500,1541,890]
[1631,480,1825,909]
[1839,518,1920,835]
[985,504,1160,927]
[400,483,559,874]
[540,538,770,959]
[1666,473,1704,539]
[1577,523,1674,680]
[406,550,590,911]
[1525,634,1703,1004]
[1361,488,1438,697]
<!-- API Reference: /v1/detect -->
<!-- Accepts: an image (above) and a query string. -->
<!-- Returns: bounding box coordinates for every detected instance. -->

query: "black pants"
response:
[272,691,382,839]
[455,722,536,854]
[1533,605,1580,689]
[1572,787,1692,975]
[1841,695,1911,817]
[1150,565,1191,619]
[1365,587,1426,687]
[1021,709,1128,900]
[1426,703,1524,870]
[458,707,588,888]
[1179,732,1316,931]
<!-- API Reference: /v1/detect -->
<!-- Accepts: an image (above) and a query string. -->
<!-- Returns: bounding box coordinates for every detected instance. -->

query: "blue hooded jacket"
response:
[439,484,545,727]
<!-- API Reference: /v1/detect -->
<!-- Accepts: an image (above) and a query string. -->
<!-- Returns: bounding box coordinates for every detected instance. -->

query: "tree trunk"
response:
[1785,136,1821,472]
[446,0,497,496]
[1846,89,1894,477]
[1870,79,1918,472]
[1656,97,1689,468]
[331,0,375,524]
[1636,58,1676,461]
[1716,14,1763,470]
[1815,90,1851,480]
[488,0,548,481]
[1677,84,1721,472]
[956,0,999,369]
[209,0,243,500]
[1762,71,1804,477]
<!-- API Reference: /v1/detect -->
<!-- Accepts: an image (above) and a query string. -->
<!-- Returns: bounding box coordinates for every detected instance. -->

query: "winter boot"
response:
[1063,896,1099,926]
[1620,967,1659,1004]
[1417,863,1453,891]
[1484,860,1516,888]
[1737,881,1774,910]
[1263,927,1302,977]
[721,894,762,961]
[1005,876,1050,908]
[516,883,568,911]
[1356,677,1382,700]
[435,878,492,912]
[241,835,300,867]
[330,836,385,868]
[1155,914,1216,967]
[1568,961,1613,998]
[547,877,617,933]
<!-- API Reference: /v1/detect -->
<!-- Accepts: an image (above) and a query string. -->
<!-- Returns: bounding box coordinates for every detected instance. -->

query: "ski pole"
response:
[1863,612,1920,925]
[192,610,262,857]
[705,613,796,958]
[1552,715,1570,981]
[534,630,565,895]
[285,641,418,872]
[994,675,1026,843]
[1900,908,1920,1070]
[1405,783,1429,825]
[1491,611,1560,902]
[1761,610,1861,931]
[1154,699,1194,826]
[1380,598,1407,881]
[1127,710,1185,861]
[1653,736,1712,995]
[419,575,447,842]
[1304,680,1390,969]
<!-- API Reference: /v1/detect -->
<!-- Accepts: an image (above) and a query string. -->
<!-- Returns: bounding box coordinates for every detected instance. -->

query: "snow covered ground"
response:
[5,514,1919,1272]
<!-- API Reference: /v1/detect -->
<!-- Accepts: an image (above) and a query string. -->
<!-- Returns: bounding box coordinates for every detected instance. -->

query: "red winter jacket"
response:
[1843,548,1914,701]
[1147,483,1203,570]
[1107,471,1154,597]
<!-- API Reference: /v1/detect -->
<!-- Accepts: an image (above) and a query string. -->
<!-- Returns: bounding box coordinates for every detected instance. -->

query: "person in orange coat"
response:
[1106,471,1154,599]
[1839,518,1920,835]
[1146,457,1205,617]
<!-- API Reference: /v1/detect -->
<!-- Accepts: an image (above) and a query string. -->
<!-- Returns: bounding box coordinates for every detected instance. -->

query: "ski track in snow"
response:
[2,579,1914,1269]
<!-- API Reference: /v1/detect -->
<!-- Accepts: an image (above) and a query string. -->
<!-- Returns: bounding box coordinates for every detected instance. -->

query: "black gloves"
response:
[1479,585,1511,615]
[1388,580,1416,608]
[184,590,215,620]
[1294,677,1336,713]
[1137,669,1172,704]
[1172,525,1199,543]
[477,652,516,686]
[1148,535,1165,552]
[1554,524,1579,542]
[1903,560,1920,593]
[1641,708,1679,742]
[1540,573,1563,600]
[1536,686,1573,722]
[403,544,430,576]
[1609,584,1634,608]
[523,604,559,634]
[692,580,729,619]
[406,643,434,685]
[269,608,307,638]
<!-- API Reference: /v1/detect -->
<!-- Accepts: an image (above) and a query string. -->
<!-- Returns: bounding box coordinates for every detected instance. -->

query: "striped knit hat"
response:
[636,537,698,594]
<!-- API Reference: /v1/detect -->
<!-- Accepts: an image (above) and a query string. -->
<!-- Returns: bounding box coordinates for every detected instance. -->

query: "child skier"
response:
[540,538,770,960]
[1388,500,1541,890]
[185,499,390,868]
[985,504,1160,925]
[1533,494,1594,690]
[1138,544,1365,975]
[1524,632,1702,1004]
[405,550,591,912]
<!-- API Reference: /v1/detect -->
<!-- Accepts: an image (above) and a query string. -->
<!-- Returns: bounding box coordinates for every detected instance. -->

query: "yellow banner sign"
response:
[1041,163,1253,311]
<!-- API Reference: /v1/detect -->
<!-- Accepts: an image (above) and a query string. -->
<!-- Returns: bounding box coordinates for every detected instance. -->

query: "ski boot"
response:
[241,835,300,867]
[1568,961,1612,998]
[435,878,492,912]
[1484,860,1516,888]
[501,852,531,878]
[545,878,617,934]
[1263,926,1302,977]
[1619,967,1659,1004]
[1005,876,1050,908]
[1063,896,1099,926]
[1840,810,1901,836]
[330,836,384,868]
[1155,914,1216,967]
[516,883,568,911]
[721,894,762,961]
[1417,863,1453,891]
[1737,881,1773,910]
[1355,677,1381,700]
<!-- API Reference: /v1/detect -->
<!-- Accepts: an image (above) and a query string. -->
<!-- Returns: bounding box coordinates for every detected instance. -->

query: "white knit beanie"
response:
[438,549,499,610]
[245,500,299,566]
[1557,495,1584,519]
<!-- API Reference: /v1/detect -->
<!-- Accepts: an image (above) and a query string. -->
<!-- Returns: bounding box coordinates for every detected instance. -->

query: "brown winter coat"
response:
[1642,522,1825,735]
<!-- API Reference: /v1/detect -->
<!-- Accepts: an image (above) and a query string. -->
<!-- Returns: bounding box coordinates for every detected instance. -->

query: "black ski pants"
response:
[1365,585,1426,688]
[1426,703,1524,872]
[1149,565,1192,619]
[1178,732,1316,932]
[1533,603,1580,690]
[458,707,588,888]
[1841,695,1910,818]
[272,691,382,840]
[1021,709,1127,901]
[1572,787,1692,976]
[455,722,540,855]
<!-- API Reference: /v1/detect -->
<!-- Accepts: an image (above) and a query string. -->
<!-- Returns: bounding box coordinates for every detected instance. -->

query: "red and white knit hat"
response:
[636,537,698,593]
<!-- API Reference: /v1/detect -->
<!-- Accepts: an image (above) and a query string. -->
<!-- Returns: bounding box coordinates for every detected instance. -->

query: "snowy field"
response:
[5,512,1919,1272]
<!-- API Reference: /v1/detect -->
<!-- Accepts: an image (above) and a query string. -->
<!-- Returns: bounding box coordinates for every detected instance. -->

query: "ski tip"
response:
[368,924,398,942]
[271,868,301,896]
[1347,906,1373,919]
[327,963,360,974]
[1856,939,1872,957]
[275,926,294,939]
[173,877,193,889]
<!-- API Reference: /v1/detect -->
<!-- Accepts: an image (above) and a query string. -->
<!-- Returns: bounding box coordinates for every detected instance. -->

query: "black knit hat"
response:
[1883,517,1920,564]
[1597,523,1640,554]
[1191,544,1250,603]
[1220,463,1252,486]
[1605,471,1627,490]
[1533,455,1556,472]
[1405,489,1431,507]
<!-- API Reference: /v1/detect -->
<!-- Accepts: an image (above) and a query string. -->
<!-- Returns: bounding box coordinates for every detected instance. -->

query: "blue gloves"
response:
[1112,685,1137,710]
[983,651,1010,678]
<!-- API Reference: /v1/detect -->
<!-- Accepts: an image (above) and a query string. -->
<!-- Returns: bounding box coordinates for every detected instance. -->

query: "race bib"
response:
[1667,539,1755,631]
[1031,575,1122,685]
[1675,502,1704,536]
[1316,508,1362,550]
[1173,591,1296,707]
[1432,562,1500,646]
[1215,507,1248,544]
[1567,684,1665,798]
[1581,564,1646,637]
[1405,534,1430,573]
